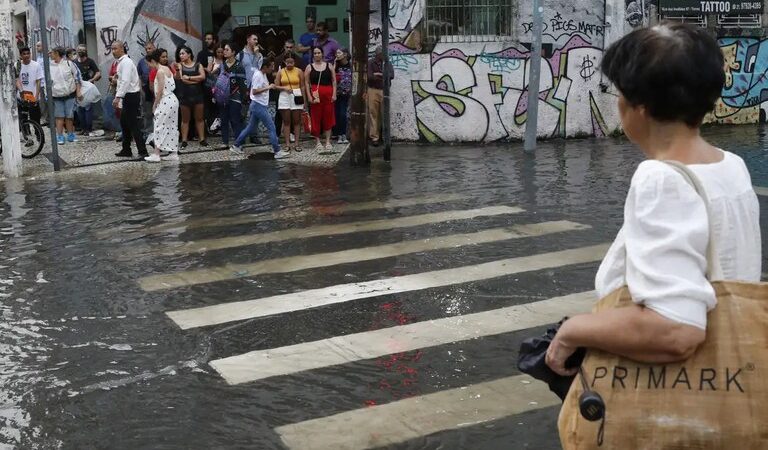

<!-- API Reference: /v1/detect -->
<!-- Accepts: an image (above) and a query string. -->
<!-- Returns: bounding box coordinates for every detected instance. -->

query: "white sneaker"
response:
[209,118,221,132]
[144,154,161,163]
[314,142,324,151]
[274,150,290,159]
[161,152,179,161]
[229,145,243,154]
[290,133,296,143]
[337,136,345,145]
[325,143,334,151]
[89,130,105,137]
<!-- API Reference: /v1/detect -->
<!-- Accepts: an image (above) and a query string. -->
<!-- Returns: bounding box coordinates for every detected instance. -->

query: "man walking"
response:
[231,59,288,159]
[198,32,218,133]
[313,22,339,64]
[137,40,156,141]
[111,40,148,158]
[15,47,44,124]
[75,45,101,136]
[367,47,393,146]
[297,17,317,67]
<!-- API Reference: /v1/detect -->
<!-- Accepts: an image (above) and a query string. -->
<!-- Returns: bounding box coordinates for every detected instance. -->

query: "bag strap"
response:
[661,160,724,281]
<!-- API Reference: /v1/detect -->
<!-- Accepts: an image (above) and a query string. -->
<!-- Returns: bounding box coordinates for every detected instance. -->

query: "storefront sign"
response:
[660,0,763,14]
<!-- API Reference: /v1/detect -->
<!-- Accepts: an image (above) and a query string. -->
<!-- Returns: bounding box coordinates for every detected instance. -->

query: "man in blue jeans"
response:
[230,59,288,159]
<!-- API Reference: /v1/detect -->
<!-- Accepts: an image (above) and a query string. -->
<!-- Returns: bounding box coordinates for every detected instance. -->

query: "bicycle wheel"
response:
[20,120,45,159]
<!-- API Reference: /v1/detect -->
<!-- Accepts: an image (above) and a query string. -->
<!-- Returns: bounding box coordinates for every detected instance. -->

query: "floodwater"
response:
[0,125,766,449]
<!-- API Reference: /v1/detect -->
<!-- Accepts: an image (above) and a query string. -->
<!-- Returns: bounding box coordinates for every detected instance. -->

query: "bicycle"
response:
[0,99,46,159]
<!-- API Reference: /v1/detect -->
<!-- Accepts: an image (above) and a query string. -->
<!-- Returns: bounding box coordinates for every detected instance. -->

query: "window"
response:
[660,14,708,27]
[717,14,762,29]
[425,0,514,44]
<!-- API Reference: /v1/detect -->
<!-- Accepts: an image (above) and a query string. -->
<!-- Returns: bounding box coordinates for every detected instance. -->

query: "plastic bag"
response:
[77,81,102,106]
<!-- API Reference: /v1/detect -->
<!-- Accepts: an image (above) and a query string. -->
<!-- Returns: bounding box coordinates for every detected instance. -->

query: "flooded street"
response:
[1,125,767,449]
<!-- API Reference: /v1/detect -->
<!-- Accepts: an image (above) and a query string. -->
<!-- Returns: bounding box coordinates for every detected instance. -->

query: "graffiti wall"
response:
[377,0,621,142]
[93,0,202,79]
[26,0,84,51]
[706,37,768,125]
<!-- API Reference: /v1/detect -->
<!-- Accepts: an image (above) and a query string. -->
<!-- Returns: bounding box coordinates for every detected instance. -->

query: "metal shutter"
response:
[83,0,95,25]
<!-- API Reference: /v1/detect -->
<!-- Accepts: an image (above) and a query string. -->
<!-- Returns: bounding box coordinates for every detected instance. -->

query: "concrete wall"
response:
[27,0,85,51]
[92,0,202,84]
[377,0,623,142]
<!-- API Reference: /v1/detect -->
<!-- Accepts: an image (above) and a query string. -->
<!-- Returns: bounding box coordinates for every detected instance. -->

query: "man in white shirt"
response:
[230,59,287,159]
[16,46,43,123]
[111,40,148,158]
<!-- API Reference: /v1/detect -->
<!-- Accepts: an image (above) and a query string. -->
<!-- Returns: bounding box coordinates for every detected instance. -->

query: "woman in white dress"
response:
[145,48,180,162]
[545,23,761,375]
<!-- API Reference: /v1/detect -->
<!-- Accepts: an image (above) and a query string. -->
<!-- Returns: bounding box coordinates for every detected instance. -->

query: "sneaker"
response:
[229,145,244,154]
[274,150,290,159]
[144,154,161,162]
[180,141,188,149]
[325,143,334,151]
[56,135,65,145]
[337,136,345,145]
[67,132,77,143]
[114,132,122,141]
[89,130,105,137]
[314,142,324,151]
[290,133,296,143]
[209,118,221,132]
[161,152,179,161]
[200,140,209,147]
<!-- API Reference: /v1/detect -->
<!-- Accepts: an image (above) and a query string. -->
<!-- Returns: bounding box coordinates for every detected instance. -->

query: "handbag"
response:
[311,63,323,103]
[287,71,304,106]
[558,161,768,449]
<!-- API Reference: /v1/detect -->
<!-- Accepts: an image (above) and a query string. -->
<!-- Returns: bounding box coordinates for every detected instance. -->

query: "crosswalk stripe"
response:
[209,291,595,385]
[140,220,592,292]
[154,205,525,256]
[755,186,768,197]
[275,374,559,450]
[143,193,471,233]
[168,245,608,329]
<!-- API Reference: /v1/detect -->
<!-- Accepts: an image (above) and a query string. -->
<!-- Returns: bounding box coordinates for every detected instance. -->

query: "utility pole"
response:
[0,0,22,177]
[38,0,61,171]
[380,0,391,161]
[524,0,543,154]
[349,0,370,166]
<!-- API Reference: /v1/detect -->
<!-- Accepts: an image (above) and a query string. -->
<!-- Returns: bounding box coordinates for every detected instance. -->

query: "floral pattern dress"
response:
[153,71,179,153]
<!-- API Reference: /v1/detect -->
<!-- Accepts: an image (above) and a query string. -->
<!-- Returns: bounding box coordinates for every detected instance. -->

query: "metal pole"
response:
[38,0,60,171]
[0,0,22,177]
[381,0,391,161]
[523,0,543,154]
[349,0,370,166]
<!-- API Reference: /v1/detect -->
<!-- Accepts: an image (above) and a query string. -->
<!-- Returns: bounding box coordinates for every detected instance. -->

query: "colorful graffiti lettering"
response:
[707,37,768,125]
[522,13,606,42]
[407,36,617,142]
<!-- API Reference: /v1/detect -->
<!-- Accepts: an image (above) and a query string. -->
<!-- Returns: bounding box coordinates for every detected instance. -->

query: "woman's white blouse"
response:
[595,151,762,330]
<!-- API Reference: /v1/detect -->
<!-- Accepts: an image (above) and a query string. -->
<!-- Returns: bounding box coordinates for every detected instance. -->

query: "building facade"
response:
[11,0,768,142]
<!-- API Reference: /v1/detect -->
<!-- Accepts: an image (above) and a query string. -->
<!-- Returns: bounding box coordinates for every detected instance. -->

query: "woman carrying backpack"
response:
[49,47,82,145]
[212,42,247,149]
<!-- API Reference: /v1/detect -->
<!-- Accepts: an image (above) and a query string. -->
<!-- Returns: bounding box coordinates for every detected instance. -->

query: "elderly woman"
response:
[546,23,761,376]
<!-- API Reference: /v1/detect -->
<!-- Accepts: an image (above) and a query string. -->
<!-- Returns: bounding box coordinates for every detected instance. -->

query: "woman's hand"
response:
[546,332,579,377]
[332,94,337,102]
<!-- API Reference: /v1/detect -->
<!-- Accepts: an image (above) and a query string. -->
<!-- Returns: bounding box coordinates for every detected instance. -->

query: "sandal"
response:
[294,144,303,153]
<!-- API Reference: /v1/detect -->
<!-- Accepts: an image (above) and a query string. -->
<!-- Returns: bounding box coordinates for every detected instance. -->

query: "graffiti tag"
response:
[101,26,119,56]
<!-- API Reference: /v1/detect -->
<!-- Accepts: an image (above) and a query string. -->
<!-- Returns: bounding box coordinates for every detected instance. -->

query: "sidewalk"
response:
[1,130,350,180]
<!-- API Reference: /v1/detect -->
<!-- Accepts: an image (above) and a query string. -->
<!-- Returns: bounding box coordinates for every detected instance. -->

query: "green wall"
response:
[231,0,350,48]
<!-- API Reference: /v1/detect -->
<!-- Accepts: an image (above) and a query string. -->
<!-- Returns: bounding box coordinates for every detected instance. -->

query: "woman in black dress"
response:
[174,46,208,148]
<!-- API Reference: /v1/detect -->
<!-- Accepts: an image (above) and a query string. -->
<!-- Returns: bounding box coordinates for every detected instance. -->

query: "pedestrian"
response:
[174,46,208,148]
[367,46,393,146]
[297,17,317,67]
[111,40,149,158]
[74,45,101,137]
[544,23,761,375]
[213,42,247,149]
[198,32,219,132]
[35,41,48,125]
[238,33,264,145]
[209,45,225,74]
[15,46,43,124]
[49,47,82,145]
[312,22,340,64]
[144,49,179,163]
[275,54,305,152]
[138,40,157,142]
[333,48,352,144]
[305,46,336,151]
[231,59,288,159]
[274,39,305,143]
[207,45,225,135]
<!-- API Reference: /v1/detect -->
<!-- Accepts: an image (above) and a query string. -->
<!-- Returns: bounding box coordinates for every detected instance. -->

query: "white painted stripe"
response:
[144,193,471,233]
[168,244,608,329]
[156,205,524,255]
[139,220,592,292]
[755,186,768,197]
[275,374,559,450]
[209,291,595,385]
